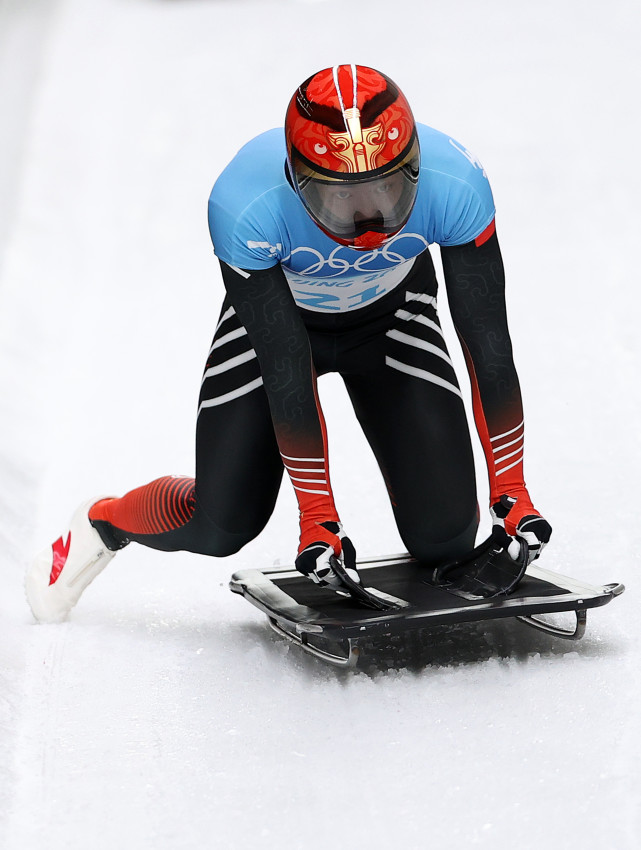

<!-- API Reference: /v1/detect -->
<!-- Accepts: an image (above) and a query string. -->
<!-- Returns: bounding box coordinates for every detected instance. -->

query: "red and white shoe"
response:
[26,498,117,623]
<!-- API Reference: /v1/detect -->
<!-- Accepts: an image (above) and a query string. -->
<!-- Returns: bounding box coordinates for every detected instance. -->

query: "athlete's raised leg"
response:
[90,299,283,555]
[27,301,283,621]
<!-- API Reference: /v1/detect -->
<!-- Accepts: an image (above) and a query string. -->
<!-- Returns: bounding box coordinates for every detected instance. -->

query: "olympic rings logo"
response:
[284,232,429,278]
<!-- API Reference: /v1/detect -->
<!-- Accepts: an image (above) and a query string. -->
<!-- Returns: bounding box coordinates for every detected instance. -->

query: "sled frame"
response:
[230,554,624,668]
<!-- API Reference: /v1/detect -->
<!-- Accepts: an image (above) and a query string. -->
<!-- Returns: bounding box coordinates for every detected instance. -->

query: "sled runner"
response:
[229,535,624,668]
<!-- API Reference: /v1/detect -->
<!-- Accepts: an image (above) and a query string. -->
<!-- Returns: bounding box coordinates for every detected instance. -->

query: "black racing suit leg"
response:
[343,366,478,565]
[93,299,284,556]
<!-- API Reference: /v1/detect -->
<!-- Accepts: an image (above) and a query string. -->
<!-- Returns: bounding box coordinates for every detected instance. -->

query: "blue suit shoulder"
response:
[416,123,490,188]
[414,123,495,246]
[209,129,287,219]
[208,129,294,269]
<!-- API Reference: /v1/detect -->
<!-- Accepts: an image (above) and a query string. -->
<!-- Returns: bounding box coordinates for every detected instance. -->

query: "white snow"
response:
[1,0,640,847]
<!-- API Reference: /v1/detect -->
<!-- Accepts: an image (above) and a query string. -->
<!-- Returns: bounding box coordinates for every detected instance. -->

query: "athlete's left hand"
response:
[490,493,552,565]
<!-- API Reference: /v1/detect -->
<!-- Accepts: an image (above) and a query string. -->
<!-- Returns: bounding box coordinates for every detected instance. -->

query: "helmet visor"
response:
[292,139,420,245]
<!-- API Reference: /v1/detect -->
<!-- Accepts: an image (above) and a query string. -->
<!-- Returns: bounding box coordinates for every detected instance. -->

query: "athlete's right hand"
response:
[295,521,360,588]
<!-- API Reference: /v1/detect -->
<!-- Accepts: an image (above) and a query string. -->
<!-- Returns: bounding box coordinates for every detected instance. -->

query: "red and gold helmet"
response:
[285,65,420,250]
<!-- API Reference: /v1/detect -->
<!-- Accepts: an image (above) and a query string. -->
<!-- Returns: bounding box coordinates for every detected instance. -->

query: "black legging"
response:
[96,252,478,564]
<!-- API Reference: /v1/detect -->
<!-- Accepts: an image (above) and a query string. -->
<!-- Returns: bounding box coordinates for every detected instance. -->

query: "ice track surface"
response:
[1,0,640,847]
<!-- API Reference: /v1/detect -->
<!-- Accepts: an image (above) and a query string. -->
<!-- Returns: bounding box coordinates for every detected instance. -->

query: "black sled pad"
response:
[230,549,624,667]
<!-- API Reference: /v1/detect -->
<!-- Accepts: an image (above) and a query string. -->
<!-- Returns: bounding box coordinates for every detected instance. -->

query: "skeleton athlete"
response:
[27,64,551,621]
